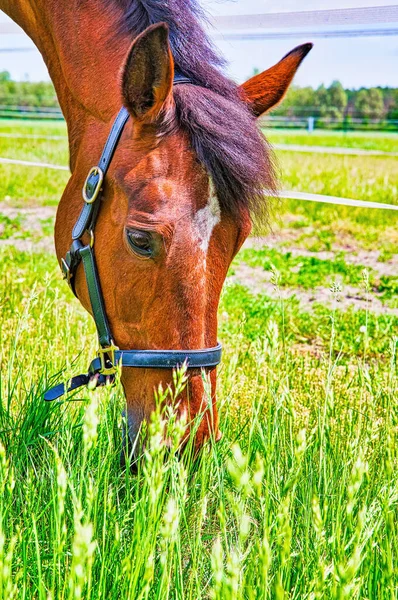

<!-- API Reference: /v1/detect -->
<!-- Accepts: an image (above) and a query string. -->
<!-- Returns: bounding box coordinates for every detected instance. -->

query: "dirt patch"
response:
[1,208,397,299]
[0,205,56,224]
[0,206,56,253]
[229,263,398,316]
[242,234,398,278]
[0,237,55,253]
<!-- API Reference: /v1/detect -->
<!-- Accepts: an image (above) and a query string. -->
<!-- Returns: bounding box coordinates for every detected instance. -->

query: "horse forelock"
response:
[115,0,277,224]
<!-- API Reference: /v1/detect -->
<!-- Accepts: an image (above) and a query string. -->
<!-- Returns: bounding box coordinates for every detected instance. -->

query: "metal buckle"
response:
[82,166,104,204]
[97,342,119,376]
[61,258,72,285]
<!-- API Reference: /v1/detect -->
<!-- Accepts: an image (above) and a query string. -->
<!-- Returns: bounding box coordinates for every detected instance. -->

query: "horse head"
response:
[53,22,311,460]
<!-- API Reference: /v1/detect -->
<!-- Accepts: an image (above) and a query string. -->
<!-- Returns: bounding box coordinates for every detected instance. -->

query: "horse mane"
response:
[116,0,277,222]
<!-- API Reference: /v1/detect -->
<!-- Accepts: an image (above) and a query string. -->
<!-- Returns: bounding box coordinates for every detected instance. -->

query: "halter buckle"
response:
[97,342,119,376]
[61,258,72,285]
[83,166,104,204]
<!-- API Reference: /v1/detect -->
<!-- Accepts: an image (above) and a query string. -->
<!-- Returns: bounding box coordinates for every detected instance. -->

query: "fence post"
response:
[307,116,315,133]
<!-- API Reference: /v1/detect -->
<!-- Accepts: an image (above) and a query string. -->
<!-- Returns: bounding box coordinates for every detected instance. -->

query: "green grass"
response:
[278,152,398,207]
[237,247,368,288]
[0,136,68,165]
[0,121,397,218]
[0,163,69,206]
[0,247,398,598]
[260,149,398,244]
[265,128,398,153]
[377,275,398,300]
[221,283,398,358]
[0,120,69,206]
[0,118,67,137]
[0,213,28,239]
[0,123,398,598]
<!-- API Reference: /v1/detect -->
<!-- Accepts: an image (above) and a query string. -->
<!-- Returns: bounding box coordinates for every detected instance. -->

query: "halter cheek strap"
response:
[44,73,222,401]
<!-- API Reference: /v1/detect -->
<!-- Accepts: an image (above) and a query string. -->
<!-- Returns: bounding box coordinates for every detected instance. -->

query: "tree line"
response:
[1,70,397,124]
[271,80,398,123]
[0,71,58,108]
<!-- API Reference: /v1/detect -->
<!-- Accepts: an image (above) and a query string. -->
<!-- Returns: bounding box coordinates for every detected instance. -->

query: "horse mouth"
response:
[120,408,223,471]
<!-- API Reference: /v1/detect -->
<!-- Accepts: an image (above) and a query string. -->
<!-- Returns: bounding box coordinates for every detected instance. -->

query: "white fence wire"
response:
[1,157,397,212]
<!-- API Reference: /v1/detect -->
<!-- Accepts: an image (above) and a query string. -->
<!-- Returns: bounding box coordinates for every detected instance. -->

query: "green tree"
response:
[315,84,328,110]
[315,81,347,120]
[385,88,398,120]
[272,85,316,116]
[355,88,385,120]
[328,80,347,113]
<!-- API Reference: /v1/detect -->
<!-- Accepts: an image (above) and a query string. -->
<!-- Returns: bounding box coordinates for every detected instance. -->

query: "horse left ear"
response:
[240,43,313,118]
[121,22,174,122]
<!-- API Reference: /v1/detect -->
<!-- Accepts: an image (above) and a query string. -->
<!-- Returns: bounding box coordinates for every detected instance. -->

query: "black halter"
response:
[44,73,222,401]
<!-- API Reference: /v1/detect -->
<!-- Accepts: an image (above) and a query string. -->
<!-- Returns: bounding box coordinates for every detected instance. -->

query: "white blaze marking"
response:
[193,186,221,255]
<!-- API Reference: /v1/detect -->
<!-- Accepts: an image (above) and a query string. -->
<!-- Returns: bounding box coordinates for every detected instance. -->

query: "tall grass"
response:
[1,123,397,597]
[0,246,397,598]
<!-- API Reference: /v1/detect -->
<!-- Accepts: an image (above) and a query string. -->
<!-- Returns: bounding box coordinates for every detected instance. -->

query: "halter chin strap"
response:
[44,73,222,402]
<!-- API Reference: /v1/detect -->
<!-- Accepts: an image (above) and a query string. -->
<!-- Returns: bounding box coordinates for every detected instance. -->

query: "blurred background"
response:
[0,0,397,129]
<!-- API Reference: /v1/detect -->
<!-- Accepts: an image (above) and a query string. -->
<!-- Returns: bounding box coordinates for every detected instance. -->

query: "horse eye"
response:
[126,230,153,257]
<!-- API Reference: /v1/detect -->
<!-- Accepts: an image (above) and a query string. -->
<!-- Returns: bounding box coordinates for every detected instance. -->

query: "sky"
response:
[0,0,397,89]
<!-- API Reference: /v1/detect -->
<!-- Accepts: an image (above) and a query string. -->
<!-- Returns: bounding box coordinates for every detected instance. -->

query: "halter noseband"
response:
[44,73,222,401]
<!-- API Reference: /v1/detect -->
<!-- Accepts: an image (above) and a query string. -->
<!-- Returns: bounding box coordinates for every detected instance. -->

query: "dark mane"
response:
[116,0,277,221]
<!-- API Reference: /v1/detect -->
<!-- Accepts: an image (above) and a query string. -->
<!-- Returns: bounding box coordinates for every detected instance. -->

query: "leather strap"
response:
[61,239,84,296]
[173,69,192,86]
[44,373,113,402]
[44,374,91,401]
[89,343,222,371]
[80,244,113,347]
[47,73,224,403]
[72,107,130,240]
[44,344,222,401]
[73,70,188,242]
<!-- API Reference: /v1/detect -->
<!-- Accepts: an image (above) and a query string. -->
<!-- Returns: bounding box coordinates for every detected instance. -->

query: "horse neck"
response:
[1,0,132,164]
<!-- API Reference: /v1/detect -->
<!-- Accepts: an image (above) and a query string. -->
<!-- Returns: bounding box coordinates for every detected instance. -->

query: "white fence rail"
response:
[211,6,398,39]
[3,6,398,41]
[212,6,398,30]
[1,156,398,212]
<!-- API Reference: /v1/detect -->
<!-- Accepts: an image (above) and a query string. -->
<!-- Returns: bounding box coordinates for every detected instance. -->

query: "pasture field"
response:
[265,128,398,154]
[0,120,397,598]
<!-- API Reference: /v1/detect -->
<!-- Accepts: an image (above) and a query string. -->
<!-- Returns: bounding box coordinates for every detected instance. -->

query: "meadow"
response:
[0,120,397,599]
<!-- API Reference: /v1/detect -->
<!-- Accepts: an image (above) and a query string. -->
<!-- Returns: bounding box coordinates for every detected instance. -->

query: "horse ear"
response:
[240,43,313,118]
[121,22,174,122]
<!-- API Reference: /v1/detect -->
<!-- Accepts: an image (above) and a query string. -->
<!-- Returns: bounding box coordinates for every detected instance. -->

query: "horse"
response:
[1,0,312,460]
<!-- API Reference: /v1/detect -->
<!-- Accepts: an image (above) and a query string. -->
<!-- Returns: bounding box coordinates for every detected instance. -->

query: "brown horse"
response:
[1,0,311,457]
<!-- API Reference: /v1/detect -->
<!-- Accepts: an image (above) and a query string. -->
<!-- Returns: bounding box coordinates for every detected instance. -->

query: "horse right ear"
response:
[121,22,174,123]
[240,43,313,117]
